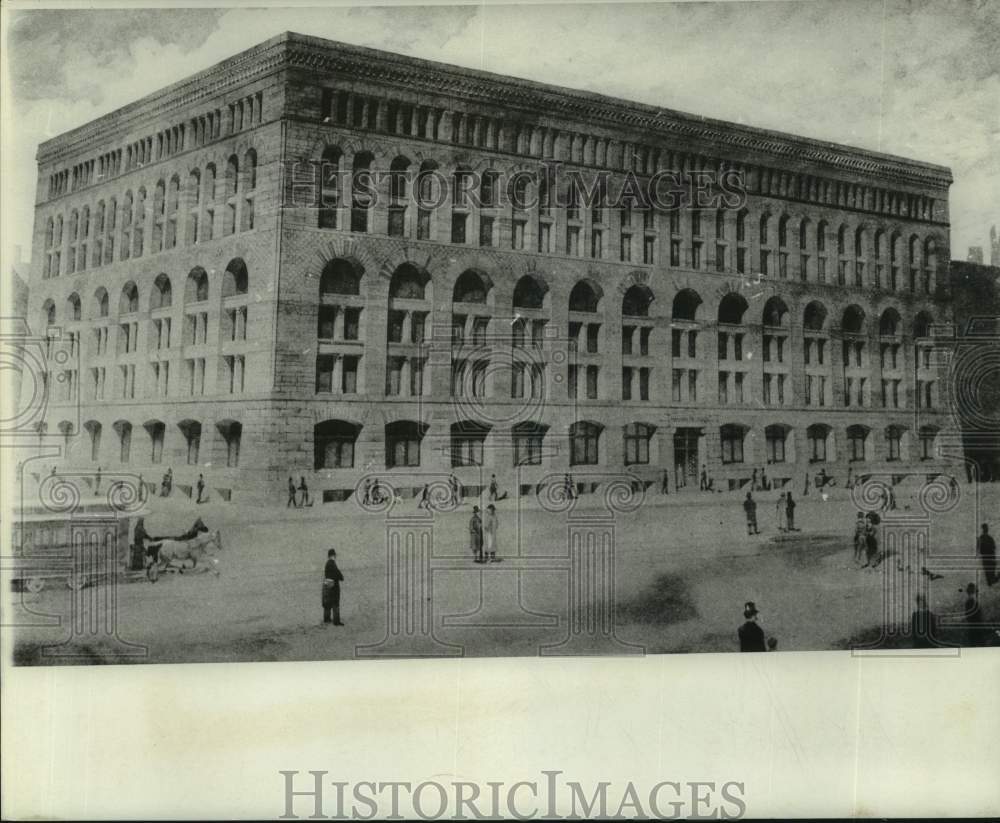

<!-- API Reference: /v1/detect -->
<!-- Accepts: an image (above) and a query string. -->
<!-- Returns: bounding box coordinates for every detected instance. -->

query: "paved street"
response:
[10,481,1000,664]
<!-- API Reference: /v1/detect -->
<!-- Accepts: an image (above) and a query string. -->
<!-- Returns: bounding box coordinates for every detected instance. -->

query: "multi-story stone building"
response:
[27,32,958,503]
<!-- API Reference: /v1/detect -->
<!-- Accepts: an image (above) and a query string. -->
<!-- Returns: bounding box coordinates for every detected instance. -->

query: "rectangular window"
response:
[591,229,603,258]
[479,216,494,247]
[716,244,726,272]
[566,226,580,256]
[451,213,467,244]
[538,222,551,253]
[672,329,682,358]
[622,326,634,356]
[512,219,526,250]
[718,371,729,404]
[567,365,578,399]
[687,370,698,402]
[620,233,632,262]
[718,331,728,361]
[691,242,702,270]
[622,367,632,401]
[586,365,599,399]
[734,372,744,403]
[586,324,600,354]
[736,246,746,274]
[388,207,405,238]
[639,327,651,356]
[670,239,681,267]
[687,331,697,359]
[639,368,650,401]
[643,236,655,265]
[672,369,682,402]
[417,208,431,240]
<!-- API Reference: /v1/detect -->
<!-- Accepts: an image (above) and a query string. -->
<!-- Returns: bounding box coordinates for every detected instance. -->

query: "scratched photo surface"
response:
[4,1,1000,666]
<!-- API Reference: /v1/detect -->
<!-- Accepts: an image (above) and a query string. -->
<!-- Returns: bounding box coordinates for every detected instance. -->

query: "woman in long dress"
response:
[775,492,787,532]
[483,504,499,562]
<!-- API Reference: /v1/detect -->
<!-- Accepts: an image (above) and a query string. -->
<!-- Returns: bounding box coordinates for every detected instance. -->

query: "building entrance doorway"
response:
[674,428,702,490]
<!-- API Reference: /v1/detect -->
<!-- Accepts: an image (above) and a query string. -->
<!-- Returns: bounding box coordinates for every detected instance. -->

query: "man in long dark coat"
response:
[469,506,483,563]
[322,549,345,626]
[978,523,997,586]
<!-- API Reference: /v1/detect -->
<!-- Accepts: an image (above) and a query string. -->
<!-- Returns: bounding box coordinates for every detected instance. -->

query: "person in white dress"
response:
[483,504,499,562]
[775,492,787,532]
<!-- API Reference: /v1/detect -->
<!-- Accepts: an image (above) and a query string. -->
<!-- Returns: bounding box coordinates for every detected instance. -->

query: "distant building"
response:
[949,259,1000,480]
[967,246,984,264]
[991,225,999,267]
[4,246,32,421]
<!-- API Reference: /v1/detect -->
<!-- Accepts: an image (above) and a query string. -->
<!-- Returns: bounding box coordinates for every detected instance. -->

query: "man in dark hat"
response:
[743,492,759,536]
[738,601,768,652]
[977,523,996,586]
[469,506,483,563]
[322,549,345,626]
[785,491,797,531]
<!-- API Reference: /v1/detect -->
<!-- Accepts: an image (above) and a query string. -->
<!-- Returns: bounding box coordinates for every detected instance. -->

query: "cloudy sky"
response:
[3,0,998,274]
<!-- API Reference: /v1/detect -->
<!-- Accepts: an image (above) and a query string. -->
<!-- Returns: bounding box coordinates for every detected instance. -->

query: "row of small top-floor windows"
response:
[40,259,249,329]
[318,258,938,337]
[46,93,264,201]
[41,151,258,279]
[316,94,937,222]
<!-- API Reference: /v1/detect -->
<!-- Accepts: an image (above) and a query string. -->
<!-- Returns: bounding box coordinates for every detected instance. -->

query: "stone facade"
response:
[27,32,959,503]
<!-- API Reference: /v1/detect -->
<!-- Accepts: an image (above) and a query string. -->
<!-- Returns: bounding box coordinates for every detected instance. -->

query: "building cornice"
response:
[38,31,953,193]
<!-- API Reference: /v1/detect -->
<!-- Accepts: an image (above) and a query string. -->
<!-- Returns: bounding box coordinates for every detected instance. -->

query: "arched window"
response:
[807,424,831,462]
[389,263,429,300]
[717,293,748,326]
[67,209,79,274]
[223,155,239,235]
[803,301,827,331]
[150,274,172,310]
[314,420,359,470]
[778,214,789,247]
[66,293,81,321]
[846,424,869,462]
[388,155,410,237]
[78,206,90,271]
[759,214,769,245]
[84,420,102,461]
[178,419,202,465]
[569,280,600,313]
[762,297,789,328]
[319,146,342,229]
[216,420,243,467]
[879,308,900,337]
[622,285,653,317]
[94,287,109,318]
[385,420,426,468]
[120,192,133,261]
[720,424,747,464]
[914,311,934,339]
[886,425,905,462]
[569,420,602,465]
[765,423,790,464]
[513,274,547,310]
[152,179,166,252]
[623,422,654,465]
[351,151,374,233]
[186,267,209,303]
[222,258,249,297]
[203,163,217,241]
[113,420,132,463]
[450,420,490,467]
[143,420,166,464]
[513,421,547,466]
[132,188,146,257]
[453,270,490,304]
[120,282,139,314]
[92,202,105,267]
[918,425,938,460]
[842,305,866,334]
[166,175,180,249]
[320,259,361,296]
[244,148,258,190]
[672,289,702,322]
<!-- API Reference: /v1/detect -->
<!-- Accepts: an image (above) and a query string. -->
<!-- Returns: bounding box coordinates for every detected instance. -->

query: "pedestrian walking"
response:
[469,506,483,563]
[449,474,460,505]
[750,468,757,491]
[803,471,809,496]
[95,466,102,494]
[846,467,854,488]
[853,513,867,565]
[864,519,879,567]
[761,468,769,491]
[137,473,146,502]
[418,483,430,509]
[196,473,205,504]
[484,504,499,562]
[322,549,345,625]
[564,473,576,499]
[977,523,997,586]
[743,492,760,536]
[701,466,710,491]
[362,479,372,505]
[489,474,499,502]
[785,491,797,531]
[775,493,787,532]
[287,476,298,507]
[661,470,669,495]
[738,601,768,652]
[298,477,311,507]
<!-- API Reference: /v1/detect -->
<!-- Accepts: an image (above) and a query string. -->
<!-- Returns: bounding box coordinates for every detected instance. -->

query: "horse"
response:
[146,530,223,582]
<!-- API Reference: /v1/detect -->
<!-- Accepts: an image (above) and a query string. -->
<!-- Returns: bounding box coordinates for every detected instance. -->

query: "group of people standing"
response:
[742,491,798,536]
[468,504,501,563]
[287,476,312,507]
[852,512,881,568]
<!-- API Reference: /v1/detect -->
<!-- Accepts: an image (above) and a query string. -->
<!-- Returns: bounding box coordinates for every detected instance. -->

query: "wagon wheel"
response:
[67,575,88,591]
[25,577,45,594]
